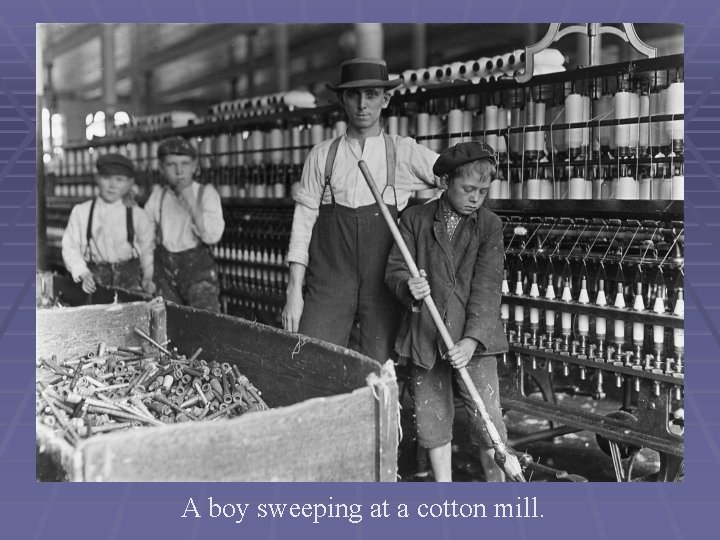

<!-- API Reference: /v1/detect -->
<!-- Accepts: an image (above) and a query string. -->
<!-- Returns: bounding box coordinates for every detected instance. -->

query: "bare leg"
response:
[479,447,505,482]
[428,442,453,482]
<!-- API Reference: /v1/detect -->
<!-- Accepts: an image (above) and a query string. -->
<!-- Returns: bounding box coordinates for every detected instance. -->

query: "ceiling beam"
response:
[140,24,257,70]
[45,24,101,62]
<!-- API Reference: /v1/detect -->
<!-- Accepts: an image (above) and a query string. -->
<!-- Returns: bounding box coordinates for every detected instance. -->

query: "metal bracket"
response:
[517,23,658,83]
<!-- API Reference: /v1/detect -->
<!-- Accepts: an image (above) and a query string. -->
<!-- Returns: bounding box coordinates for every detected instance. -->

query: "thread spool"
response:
[539,178,553,199]
[200,136,213,169]
[448,108,464,147]
[525,178,541,199]
[269,128,283,165]
[462,110,473,142]
[614,90,631,154]
[581,95,591,149]
[428,114,443,152]
[616,175,639,200]
[639,93,650,152]
[448,62,465,81]
[150,142,159,170]
[510,106,523,156]
[461,60,479,79]
[629,91,640,151]
[398,115,410,137]
[484,105,498,151]
[672,174,684,200]
[568,176,587,199]
[416,112,430,148]
[496,106,508,156]
[565,93,583,151]
[535,101,546,155]
[592,174,604,200]
[639,175,652,200]
[290,126,301,165]
[489,177,504,199]
[215,133,229,168]
[549,103,565,153]
[249,130,264,165]
[596,93,613,149]
[477,57,494,78]
[666,81,684,153]
[658,87,671,147]
[649,89,663,150]
[387,115,399,136]
[401,69,416,88]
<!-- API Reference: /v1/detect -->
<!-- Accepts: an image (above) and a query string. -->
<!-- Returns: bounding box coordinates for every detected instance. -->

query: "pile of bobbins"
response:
[36,328,268,447]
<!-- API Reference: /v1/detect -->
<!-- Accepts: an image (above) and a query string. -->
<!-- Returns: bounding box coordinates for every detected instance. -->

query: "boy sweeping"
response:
[385,141,509,482]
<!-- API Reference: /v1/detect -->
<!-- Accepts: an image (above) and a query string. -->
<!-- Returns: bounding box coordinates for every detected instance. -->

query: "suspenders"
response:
[157,183,206,246]
[321,132,397,207]
[84,198,136,263]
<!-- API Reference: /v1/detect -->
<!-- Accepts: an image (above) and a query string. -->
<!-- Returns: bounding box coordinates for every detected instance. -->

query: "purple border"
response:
[2,2,717,539]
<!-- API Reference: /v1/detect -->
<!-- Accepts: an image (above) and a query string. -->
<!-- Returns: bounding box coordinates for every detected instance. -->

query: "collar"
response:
[95,197,125,209]
[435,193,479,224]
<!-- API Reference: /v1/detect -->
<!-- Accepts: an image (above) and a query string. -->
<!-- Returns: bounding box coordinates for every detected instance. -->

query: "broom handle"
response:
[357,160,505,447]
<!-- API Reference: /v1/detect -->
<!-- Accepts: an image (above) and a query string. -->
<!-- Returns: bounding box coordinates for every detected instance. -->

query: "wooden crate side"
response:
[36,299,166,361]
[165,303,382,407]
[75,386,390,482]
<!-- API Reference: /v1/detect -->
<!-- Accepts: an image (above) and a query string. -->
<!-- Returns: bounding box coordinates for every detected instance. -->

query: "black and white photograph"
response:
[35,22,684,483]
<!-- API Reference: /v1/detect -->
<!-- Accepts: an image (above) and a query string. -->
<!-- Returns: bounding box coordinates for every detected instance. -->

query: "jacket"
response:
[385,196,509,369]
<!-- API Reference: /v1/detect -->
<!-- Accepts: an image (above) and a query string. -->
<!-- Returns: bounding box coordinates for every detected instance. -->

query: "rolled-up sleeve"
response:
[197,185,225,245]
[133,207,155,277]
[61,205,89,281]
[293,145,325,210]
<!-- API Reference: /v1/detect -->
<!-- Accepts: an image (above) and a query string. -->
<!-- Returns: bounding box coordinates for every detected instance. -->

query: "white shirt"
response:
[144,182,225,253]
[62,197,154,281]
[287,132,439,266]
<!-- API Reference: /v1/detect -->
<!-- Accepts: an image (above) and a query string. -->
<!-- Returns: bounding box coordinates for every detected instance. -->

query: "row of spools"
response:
[396,48,567,92]
[50,65,684,202]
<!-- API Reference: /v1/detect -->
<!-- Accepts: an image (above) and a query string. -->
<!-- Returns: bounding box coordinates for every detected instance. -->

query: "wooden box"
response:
[36,299,398,482]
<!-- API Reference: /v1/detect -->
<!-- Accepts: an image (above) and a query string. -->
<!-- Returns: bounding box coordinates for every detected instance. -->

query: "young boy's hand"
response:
[408,269,431,300]
[79,271,97,294]
[446,337,478,369]
[142,276,156,295]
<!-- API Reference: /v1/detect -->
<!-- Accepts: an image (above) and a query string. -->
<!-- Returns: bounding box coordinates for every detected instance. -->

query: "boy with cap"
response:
[62,153,155,295]
[282,57,440,363]
[385,141,509,482]
[144,136,225,312]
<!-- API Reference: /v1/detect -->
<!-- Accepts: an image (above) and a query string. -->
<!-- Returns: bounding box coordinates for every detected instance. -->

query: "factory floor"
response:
[396,376,665,483]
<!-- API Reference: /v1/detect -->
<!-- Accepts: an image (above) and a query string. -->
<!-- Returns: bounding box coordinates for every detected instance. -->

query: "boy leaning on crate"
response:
[61,153,155,296]
[385,141,509,482]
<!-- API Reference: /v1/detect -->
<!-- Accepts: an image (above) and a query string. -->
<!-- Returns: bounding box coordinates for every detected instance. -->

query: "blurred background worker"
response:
[61,153,155,295]
[144,137,225,312]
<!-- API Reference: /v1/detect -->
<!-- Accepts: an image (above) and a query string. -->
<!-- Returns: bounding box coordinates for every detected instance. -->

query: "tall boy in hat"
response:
[282,57,440,363]
[385,141,509,482]
[62,153,155,295]
[144,137,225,312]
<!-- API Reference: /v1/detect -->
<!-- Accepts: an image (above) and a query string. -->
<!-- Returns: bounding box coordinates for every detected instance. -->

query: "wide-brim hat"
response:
[326,58,403,91]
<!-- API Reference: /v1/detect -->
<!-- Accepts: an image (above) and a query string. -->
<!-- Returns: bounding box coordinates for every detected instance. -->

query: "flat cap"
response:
[157,136,197,159]
[96,153,135,177]
[433,141,497,177]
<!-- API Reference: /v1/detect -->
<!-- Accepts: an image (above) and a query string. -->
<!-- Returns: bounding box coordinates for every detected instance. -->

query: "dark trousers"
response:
[88,259,143,293]
[154,245,221,312]
[299,203,401,363]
